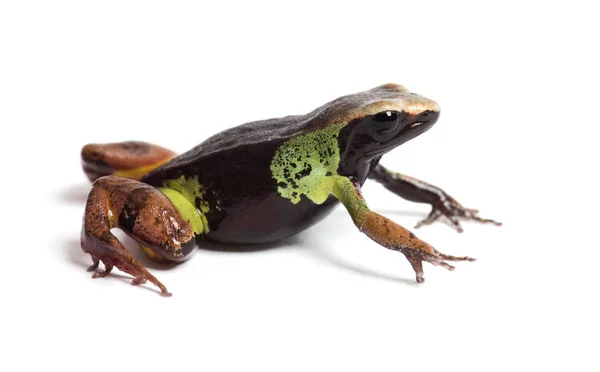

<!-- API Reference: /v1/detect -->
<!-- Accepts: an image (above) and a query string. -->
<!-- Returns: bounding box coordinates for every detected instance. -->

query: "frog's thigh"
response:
[81,176,198,296]
[81,141,176,181]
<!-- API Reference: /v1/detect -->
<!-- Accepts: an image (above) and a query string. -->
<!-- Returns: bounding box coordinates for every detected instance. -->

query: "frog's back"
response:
[142,114,309,194]
[154,83,411,171]
[186,115,306,159]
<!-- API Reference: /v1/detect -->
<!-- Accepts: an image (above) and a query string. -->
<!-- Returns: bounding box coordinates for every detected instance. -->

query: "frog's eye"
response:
[369,111,401,135]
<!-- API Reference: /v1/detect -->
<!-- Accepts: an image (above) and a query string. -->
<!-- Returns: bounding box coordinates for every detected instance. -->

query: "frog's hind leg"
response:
[81,141,176,182]
[81,176,199,296]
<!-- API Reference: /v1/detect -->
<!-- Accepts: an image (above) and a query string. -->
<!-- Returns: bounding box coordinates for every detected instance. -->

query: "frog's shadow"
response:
[204,235,415,285]
[59,183,91,204]
[62,230,415,289]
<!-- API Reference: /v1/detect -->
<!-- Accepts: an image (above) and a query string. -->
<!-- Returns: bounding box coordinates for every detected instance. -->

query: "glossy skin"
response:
[141,85,438,243]
[80,83,500,295]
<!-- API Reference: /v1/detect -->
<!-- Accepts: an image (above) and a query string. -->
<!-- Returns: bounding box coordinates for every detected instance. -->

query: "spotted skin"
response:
[270,122,344,204]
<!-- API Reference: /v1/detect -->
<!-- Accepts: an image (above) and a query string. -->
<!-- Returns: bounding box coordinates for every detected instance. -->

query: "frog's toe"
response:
[91,264,113,278]
[86,258,100,272]
[160,290,173,297]
[468,214,502,227]
[416,206,467,232]
[418,199,501,232]
[447,215,465,233]
[402,246,475,283]
[404,254,425,283]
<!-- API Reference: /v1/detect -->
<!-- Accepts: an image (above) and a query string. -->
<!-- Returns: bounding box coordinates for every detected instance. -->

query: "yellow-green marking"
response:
[270,123,345,204]
[161,176,211,234]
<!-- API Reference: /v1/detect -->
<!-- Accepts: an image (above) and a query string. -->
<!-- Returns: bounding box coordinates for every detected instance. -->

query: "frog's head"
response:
[328,83,440,166]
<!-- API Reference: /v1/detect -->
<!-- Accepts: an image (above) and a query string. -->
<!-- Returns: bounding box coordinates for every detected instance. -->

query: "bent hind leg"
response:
[81,141,176,181]
[81,176,201,296]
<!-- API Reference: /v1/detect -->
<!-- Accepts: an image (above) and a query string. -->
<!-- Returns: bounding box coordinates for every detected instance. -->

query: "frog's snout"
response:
[404,109,439,133]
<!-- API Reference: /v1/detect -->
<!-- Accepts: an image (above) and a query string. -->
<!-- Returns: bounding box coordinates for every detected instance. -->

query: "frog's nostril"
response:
[417,110,439,126]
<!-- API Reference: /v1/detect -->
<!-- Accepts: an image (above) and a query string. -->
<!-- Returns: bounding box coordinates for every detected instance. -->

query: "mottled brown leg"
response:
[334,176,473,283]
[369,164,501,232]
[81,176,198,296]
[81,141,176,182]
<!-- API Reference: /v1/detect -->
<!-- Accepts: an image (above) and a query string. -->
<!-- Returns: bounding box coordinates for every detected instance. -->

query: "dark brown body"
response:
[141,118,343,245]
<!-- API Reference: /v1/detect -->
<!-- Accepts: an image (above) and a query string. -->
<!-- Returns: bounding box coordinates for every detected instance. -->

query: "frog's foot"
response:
[360,210,475,283]
[402,245,475,283]
[82,231,172,296]
[81,176,199,296]
[415,197,502,233]
[81,141,176,182]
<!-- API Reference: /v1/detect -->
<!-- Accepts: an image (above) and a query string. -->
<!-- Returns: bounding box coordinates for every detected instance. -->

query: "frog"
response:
[80,83,500,296]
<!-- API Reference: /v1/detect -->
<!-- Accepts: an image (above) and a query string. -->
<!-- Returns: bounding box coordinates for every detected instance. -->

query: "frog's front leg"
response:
[81,176,201,296]
[368,165,501,232]
[333,176,473,283]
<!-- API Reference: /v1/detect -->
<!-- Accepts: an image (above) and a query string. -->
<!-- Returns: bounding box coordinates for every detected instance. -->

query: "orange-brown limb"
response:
[81,176,198,296]
[333,176,474,283]
[81,141,176,182]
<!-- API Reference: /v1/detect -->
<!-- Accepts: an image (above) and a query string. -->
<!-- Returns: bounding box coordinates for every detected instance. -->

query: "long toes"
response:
[437,261,456,271]
[436,252,476,262]
[447,216,464,233]
[466,212,502,226]
[415,210,441,229]
[92,270,110,279]
[406,255,425,283]
[160,290,173,297]
[478,217,502,226]
[92,264,113,278]
[423,253,456,271]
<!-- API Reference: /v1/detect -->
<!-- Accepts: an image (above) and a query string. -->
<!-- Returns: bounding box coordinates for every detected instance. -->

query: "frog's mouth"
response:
[400,109,439,136]
[364,109,439,158]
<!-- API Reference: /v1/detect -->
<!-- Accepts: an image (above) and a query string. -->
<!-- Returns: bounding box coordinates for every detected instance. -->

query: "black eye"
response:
[369,111,401,135]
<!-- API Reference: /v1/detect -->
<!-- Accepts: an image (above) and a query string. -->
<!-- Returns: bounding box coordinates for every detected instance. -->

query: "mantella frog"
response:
[80,83,500,296]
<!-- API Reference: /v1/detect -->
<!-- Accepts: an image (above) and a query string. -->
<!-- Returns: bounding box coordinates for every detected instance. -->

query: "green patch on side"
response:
[159,188,205,235]
[270,123,345,204]
[161,176,211,234]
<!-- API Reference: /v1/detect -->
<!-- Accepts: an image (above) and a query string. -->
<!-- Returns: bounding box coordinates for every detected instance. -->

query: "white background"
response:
[1,1,598,371]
